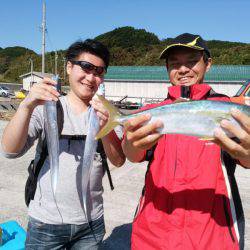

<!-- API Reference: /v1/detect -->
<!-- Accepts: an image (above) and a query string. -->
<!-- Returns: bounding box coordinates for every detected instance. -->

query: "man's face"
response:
[67,52,105,100]
[166,47,212,86]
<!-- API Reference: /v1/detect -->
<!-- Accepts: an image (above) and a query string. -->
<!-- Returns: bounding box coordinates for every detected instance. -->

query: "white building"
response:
[19,71,54,91]
[103,79,243,104]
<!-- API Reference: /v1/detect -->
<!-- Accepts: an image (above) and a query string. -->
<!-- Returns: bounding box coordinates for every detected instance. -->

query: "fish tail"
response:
[95,95,121,139]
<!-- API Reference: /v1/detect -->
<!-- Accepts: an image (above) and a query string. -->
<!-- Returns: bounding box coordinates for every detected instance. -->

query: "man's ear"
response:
[205,58,212,73]
[66,61,72,75]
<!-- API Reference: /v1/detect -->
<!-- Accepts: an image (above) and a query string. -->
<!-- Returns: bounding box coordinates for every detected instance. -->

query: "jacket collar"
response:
[167,84,212,101]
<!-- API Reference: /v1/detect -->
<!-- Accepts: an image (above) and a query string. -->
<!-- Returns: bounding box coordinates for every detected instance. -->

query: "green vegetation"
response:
[0,26,249,83]
[95,26,160,48]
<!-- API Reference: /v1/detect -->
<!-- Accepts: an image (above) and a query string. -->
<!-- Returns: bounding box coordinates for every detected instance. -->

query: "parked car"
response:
[230,80,250,105]
[0,86,11,97]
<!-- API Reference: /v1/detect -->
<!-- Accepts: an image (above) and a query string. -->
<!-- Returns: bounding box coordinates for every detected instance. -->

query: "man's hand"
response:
[90,97,126,167]
[1,77,60,154]
[214,108,250,168]
[122,114,163,162]
[90,97,109,129]
[21,77,60,111]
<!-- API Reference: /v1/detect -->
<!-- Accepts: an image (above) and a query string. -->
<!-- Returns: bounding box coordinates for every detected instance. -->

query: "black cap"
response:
[160,33,211,59]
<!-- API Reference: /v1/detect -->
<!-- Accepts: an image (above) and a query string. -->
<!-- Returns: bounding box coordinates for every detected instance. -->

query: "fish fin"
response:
[199,137,215,141]
[95,95,121,139]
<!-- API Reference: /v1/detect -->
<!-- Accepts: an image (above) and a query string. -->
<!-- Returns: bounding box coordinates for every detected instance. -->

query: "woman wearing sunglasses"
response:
[1,39,125,249]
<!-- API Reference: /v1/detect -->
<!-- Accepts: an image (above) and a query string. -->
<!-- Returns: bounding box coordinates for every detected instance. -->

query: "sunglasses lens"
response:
[74,61,105,76]
[81,62,94,71]
[96,67,104,75]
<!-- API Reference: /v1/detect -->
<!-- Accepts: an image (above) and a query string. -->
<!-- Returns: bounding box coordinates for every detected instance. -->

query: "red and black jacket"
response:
[132,84,244,250]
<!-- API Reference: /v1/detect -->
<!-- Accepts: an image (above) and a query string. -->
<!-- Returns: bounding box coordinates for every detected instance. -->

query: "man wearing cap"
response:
[122,33,250,249]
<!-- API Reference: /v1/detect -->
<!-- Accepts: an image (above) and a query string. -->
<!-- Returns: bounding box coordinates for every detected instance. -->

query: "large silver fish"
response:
[95,96,250,140]
[81,84,104,223]
[81,107,99,223]
[44,75,60,199]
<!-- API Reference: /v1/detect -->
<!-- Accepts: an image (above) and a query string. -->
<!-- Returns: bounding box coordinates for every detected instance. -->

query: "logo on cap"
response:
[187,36,200,46]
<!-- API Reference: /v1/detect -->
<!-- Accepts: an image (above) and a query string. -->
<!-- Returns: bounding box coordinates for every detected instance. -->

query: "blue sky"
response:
[1,0,249,54]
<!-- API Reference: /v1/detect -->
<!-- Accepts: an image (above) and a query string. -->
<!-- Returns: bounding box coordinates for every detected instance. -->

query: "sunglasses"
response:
[71,60,106,76]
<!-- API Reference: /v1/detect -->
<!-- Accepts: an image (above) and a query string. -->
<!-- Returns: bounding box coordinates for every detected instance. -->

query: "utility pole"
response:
[29,58,34,89]
[41,0,46,75]
[29,58,34,73]
[55,51,58,75]
[63,57,66,84]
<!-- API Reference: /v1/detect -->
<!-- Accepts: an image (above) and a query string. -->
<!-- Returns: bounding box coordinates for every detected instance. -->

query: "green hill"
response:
[207,40,250,65]
[0,26,249,82]
[95,26,160,48]
[0,46,34,58]
[94,27,250,66]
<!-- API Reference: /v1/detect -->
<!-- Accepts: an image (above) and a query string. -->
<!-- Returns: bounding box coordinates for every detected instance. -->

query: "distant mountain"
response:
[207,40,250,64]
[94,26,162,65]
[94,27,250,66]
[95,26,160,48]
[0,46,35,59]
[0,46,41,82]
[0,27,249,82]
